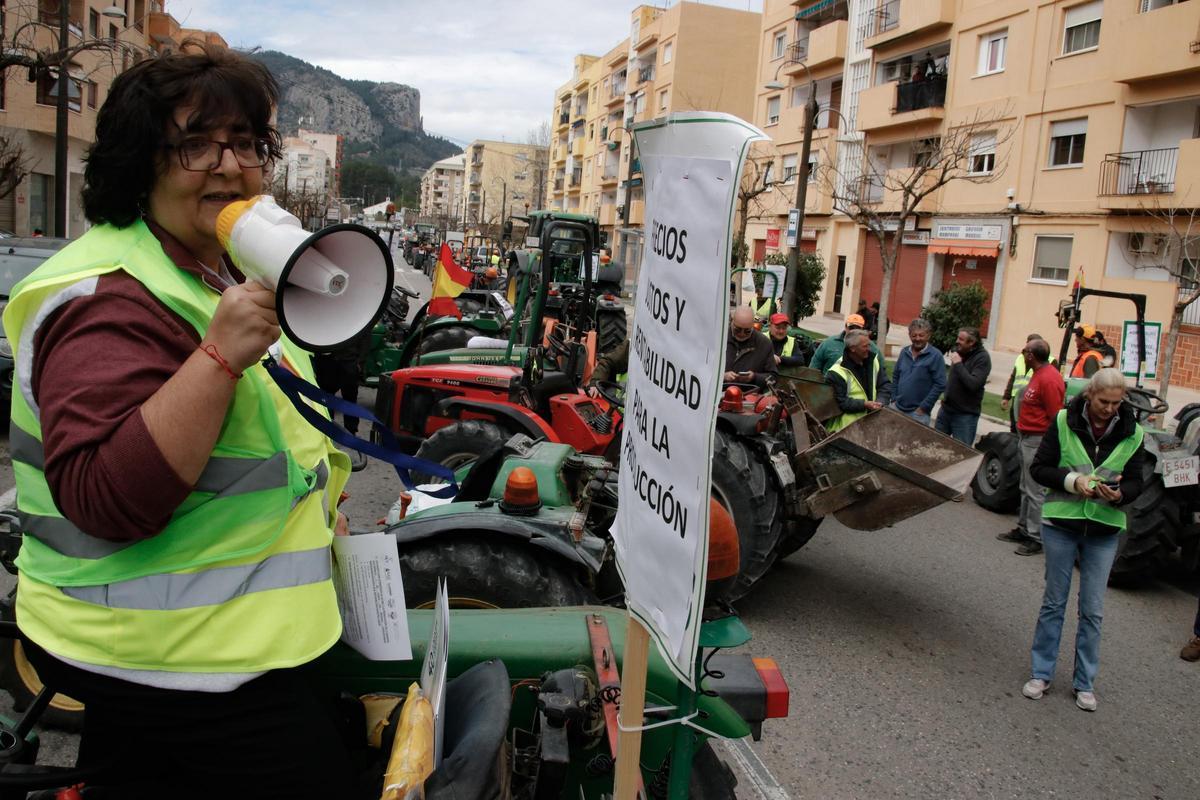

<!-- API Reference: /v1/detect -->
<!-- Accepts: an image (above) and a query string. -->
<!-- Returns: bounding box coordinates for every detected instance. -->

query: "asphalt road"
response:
[2,247,1198,799]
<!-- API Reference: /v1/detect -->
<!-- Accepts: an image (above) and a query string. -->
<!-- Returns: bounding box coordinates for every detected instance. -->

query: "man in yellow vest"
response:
[767,312,806,368]
[825,329,892,432]
[1002,332,1044,431]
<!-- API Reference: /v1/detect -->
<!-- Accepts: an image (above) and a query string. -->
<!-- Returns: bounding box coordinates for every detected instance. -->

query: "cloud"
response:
[165,0,763,143]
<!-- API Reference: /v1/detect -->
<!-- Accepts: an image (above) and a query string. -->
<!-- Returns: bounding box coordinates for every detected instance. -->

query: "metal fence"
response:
[1098,147,1180,196]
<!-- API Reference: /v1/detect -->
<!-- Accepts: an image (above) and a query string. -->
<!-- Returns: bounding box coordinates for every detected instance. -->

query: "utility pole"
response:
[53,0,70,238]
[783,87,819,320]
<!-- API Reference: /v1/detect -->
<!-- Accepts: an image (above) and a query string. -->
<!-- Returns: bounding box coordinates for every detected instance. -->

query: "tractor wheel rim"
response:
[14,641,85,713]
[984,455,1001,487]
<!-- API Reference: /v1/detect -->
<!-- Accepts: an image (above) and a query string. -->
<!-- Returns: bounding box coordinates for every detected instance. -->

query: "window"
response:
[910,137,941,169]
[634,92,646,114]
[782,154,798,183]
[658,89,668,111]
[766,95,781,125]
[762,161,775,186]
[773,30,786,59]
[109,22,117,40]
[663,42,673,65]
[978,30,1007,74]
[1142,0,1188,10]
[1063,1,1102,54]
[89,8,98,37]
[87,80,97,109]
[808,153,818,182]
[1033,236,1073,283]
[969,132,997,174]
[30,173,53,235]
[36,65,82,111]
[1048,118,1087,167]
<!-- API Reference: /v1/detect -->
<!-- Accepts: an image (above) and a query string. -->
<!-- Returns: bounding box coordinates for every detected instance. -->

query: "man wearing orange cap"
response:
[809,312,881,375]
[767,312,806,368]
[1070,324,1104,379]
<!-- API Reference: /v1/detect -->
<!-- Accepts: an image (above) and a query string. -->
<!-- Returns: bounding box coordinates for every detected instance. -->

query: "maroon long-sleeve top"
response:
[30,222,237,541]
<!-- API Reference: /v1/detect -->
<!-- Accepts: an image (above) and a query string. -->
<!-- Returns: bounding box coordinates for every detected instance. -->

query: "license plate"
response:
[1162,455,1199,487]
[770,452,795,487]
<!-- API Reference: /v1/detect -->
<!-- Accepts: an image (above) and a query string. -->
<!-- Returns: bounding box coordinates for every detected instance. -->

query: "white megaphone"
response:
[216,195,393,352]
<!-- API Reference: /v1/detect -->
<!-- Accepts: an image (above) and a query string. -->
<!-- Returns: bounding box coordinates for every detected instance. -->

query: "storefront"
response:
[927,218,1010,339]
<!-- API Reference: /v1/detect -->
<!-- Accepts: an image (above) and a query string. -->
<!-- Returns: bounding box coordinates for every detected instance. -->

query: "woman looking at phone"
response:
[1020,368,1145,712]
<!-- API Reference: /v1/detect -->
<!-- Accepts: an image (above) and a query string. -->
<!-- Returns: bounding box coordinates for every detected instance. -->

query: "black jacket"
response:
[826,350,892,412]
[771,335,806,368]
[725,330,778,388]
[1030,394,1146,537]
[943,344,991,414]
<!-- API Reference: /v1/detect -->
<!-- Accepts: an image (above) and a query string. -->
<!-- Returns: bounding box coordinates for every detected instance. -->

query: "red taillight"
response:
[603,293,617,301]
[548,288,560,297]
[719,386,743,412]
[753,657,789,720]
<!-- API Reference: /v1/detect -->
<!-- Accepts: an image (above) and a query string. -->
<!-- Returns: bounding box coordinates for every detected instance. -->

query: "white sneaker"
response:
[1074,690,1097,712]
[1022,678,1049,699]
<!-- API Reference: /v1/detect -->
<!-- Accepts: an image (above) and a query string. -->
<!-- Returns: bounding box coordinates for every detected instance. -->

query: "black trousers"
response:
[25,640,358,800]
[312,355,361,436]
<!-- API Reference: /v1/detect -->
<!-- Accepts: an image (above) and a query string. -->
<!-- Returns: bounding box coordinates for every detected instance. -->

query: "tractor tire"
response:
[1110,457,1182,585]
[711,429,782,600]
[971,432,1022,513]
[596,307,628,355]
[413,420,509,485]
[688,742,739,800]
[774,517,822,559]
[416,326,475,357]
[395,536,595,609]
[0,596,84,731]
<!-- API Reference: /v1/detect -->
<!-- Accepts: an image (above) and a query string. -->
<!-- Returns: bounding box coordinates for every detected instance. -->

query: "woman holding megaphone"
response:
[2,45,357,797]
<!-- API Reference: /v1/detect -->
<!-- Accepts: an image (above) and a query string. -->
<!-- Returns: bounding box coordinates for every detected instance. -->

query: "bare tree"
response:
[527,121,552,211]
[1,2,149,81]
[818,108,1013,345]
[1123,200,1200,403]
[0,133,36,201]
[734,156,783,271]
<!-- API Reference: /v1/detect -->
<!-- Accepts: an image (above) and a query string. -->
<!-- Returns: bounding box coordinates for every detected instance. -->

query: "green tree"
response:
[920,281,990,352]
[765,252,825,321]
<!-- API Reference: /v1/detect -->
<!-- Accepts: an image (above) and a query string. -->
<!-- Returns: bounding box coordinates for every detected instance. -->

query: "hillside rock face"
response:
[255,52,422,142]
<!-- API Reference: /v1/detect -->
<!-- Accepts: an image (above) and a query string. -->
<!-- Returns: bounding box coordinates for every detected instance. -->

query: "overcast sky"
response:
[166,0,764,147]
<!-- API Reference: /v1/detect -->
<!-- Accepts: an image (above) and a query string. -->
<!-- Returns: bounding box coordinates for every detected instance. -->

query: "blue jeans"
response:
[1030,521,1120,691]
[890,404,932,425]
[935,407,980,446]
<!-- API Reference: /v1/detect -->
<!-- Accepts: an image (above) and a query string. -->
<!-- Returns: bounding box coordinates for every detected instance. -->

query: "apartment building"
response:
[462,139,548,229]
[419,153,465,224]
[545,2,762,285]
[0,1,225,236]
[752,0,1200,385]
[298,128,343,199]
[279,136,330,197]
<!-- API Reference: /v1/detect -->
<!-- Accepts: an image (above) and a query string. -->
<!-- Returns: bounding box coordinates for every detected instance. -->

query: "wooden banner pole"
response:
[613,616,651,799]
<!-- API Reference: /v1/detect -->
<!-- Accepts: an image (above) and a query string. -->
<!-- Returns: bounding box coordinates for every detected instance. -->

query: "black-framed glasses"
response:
[167,137,271,171]
[732,324,754,335]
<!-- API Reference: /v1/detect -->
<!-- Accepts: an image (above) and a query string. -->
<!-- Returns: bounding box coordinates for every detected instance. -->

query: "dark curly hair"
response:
[82,44,283,227]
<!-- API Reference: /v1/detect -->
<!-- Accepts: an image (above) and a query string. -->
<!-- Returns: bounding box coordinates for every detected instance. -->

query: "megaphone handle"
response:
[261,358,459,499]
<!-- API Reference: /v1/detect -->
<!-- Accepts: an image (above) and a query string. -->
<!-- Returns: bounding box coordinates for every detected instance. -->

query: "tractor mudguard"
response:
[386,509,606,574]
[716,411,761,438]
[437,397,559,442]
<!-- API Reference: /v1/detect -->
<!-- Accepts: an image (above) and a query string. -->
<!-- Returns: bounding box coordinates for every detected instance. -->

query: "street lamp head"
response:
[100,5,126,19]
[763,80,786,91]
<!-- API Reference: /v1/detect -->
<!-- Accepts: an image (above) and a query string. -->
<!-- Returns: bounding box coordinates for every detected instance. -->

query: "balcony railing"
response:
[637,66,655,83]
[554,178,565,191]
[1098,147,1179,196]
[895,74,946,113]
[611,83,626,98]
[559,112,570,125]
[858,0,900,40]
[788,40,809,62]
[631,158,642,174]
[857,176,885,204]
[570,171,583,187]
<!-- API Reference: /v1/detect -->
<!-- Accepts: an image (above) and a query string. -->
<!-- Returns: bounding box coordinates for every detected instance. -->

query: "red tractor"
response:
[372,217,624,479]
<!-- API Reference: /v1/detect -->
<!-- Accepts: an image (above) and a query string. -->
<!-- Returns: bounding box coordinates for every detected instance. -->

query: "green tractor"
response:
[970,287,1200,581]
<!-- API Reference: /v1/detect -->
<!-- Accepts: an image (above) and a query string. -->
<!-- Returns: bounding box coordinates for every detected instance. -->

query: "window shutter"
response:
[1064,0,1103,27]
[1050,118,1087,138]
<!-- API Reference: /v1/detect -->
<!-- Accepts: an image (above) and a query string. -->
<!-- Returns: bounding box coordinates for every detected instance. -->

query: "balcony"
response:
[553,178,565,192]
[599,204,618,226]
[557,111,570,127]
[856,168,941,213]
[787,19,847,73]
[857,76,945,132]
[1111,2,1200,84]
[608,82,626,107]
[637,66,655,84]
[569,170,583,188]
[861,0,954,50]
[1099,139,1200,210]
[601,166,620,185]
[571,138,585,156]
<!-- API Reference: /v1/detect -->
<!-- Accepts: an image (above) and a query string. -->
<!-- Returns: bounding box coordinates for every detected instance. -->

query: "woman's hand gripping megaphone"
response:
[200,281,280,376]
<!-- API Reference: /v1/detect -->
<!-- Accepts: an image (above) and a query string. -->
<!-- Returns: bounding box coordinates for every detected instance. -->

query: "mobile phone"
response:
[1100,481,1120,491]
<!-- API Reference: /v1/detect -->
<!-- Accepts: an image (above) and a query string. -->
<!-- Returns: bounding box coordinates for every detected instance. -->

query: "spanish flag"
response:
[428,242,472,319]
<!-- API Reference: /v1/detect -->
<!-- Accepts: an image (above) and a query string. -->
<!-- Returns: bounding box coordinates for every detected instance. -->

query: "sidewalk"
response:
[798,312,1200,433]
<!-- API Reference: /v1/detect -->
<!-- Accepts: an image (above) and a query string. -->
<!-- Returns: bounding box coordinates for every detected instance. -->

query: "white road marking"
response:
[720,737,790,800]
[0,487,15,510]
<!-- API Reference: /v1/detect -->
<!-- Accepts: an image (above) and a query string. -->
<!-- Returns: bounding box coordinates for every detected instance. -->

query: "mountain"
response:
[250,51,462,189]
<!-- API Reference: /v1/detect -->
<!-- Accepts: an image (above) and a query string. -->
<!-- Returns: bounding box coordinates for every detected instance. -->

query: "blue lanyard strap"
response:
[262,357,459,499]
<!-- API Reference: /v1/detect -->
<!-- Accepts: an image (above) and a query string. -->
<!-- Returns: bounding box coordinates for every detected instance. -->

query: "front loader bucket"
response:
[776,366,841,422]
[795,408,983,530]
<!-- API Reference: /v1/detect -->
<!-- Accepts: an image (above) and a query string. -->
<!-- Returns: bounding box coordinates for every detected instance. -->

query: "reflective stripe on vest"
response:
[3,221,347,673]
[825,356,876,433]
[1042,409,1143,531]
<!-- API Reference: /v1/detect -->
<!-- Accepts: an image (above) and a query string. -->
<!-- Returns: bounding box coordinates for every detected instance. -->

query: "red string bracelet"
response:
[199,344,242,380]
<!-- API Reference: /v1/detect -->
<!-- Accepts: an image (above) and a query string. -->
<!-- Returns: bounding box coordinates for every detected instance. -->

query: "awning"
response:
[927,239,1000,258]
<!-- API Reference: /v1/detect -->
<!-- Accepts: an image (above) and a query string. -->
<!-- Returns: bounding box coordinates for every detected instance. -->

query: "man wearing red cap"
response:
[767,312,806,369]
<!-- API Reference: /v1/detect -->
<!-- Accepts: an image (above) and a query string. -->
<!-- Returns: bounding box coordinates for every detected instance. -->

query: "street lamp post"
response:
[53,3,126,238]
[765,58,819,321]
[605,126,639,279]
